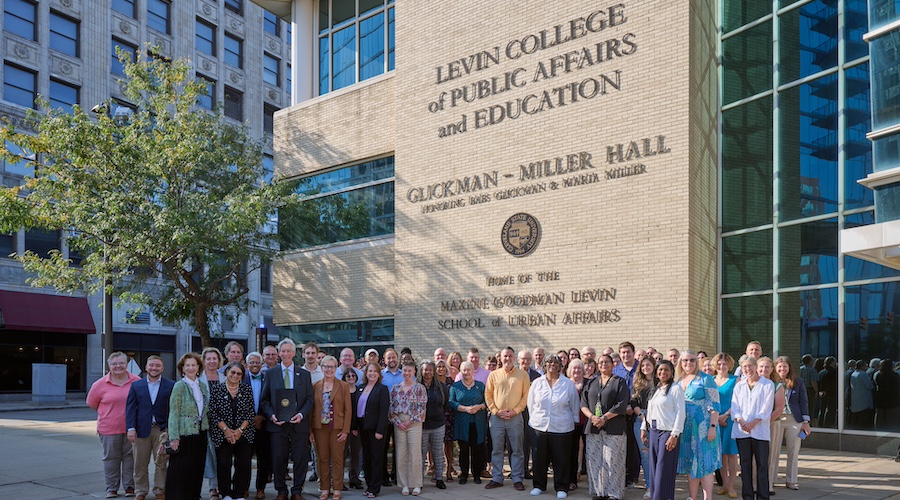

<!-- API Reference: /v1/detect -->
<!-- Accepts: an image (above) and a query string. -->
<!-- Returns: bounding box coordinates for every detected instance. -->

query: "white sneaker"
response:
[556,491,567,499]
[530,488,543,496]
[412,488,421,496]
[643,493,652,499]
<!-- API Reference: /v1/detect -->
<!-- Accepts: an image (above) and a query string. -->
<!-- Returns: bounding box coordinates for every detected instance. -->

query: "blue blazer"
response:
[126,376,176,438]
[786,378,810,423]
[260,364,314,433]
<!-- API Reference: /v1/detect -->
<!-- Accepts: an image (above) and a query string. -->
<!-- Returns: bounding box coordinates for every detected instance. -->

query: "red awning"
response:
[0,290,96,334]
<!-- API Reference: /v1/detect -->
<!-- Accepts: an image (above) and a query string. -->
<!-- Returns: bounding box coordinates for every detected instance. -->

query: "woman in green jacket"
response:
[166,352,210,500]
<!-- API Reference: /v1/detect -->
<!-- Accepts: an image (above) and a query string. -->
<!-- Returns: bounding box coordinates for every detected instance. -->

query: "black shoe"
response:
[436,481,446,490]
[524,473,532,480]
[473,477,482,485]
[770,491,776,496]
[459,476,467,485]
[382,479,392,487]
[309,473,318,482]
[343,485,349,491]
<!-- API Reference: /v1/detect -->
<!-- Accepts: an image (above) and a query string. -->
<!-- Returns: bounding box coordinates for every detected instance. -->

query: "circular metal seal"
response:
[501,213,541,257]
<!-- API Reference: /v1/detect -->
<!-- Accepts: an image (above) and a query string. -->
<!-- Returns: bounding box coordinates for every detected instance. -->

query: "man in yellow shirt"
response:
[484,347,531,491]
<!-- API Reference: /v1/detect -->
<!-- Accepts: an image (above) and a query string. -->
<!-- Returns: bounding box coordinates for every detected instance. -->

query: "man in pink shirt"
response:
[87,351,141,499]
[455,348,490,384]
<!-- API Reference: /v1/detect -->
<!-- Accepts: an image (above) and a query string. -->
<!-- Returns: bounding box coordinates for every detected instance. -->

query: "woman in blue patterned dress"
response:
[676,350,721,500]
[713,352,739,498]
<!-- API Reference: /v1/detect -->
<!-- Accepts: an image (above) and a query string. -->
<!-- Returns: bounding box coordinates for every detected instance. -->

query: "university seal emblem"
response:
[501,213,541,257]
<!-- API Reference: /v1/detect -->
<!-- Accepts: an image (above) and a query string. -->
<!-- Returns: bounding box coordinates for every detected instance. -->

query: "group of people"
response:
[86,339,823,500]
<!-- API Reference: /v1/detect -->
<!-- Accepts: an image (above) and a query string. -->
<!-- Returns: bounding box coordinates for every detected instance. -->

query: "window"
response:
[49,79,79,113]
[197,74,215,110]
[264,10,280,36]
[112,0,136,18]
[318,0,395,95]
[287,22,292,46]
[147,0,170,35]
[50,12,79,57]
[196,19,216,56]
[224,86,242,121]
[225,0,243,15]
[4,62,36,109]
[24,229,61,259]
[0,233,14,257]
[3,140,33,177]
[264,105,278,134]
[111,39,137,75]
[224,33,243,69]
[263,53,280,87]
[263,154,274,184]
[287,63,292,97]
[4,0,37,41]
[260,260,272,293]
[281,156,395,249]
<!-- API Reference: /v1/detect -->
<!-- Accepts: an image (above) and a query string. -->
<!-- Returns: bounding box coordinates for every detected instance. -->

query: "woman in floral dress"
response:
[676,350,721,500]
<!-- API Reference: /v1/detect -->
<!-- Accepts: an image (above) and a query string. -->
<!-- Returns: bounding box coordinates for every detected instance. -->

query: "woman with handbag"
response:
[166,352,210,500]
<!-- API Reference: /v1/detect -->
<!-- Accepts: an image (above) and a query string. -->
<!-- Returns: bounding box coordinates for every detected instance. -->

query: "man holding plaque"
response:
[261,338,315,500]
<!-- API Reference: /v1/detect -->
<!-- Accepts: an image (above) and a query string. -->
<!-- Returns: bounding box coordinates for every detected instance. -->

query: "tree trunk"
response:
[195,303,212,348]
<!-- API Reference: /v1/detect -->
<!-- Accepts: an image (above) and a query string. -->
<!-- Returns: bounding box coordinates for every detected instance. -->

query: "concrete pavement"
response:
[1,407,898,500]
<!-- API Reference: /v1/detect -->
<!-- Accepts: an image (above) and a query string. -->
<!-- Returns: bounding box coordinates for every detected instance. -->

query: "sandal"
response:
[717,488,728,495]
[365,492,377,499]
[334,492,342,500]
[319,492,329,500]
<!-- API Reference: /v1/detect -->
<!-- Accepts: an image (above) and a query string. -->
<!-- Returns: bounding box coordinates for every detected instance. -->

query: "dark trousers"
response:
[568,423,585,484]
[272,425,311,496]
[347,432,363,485]
[361,430,386,494]
[532,430,571,493]
[166,432,207,500]
[522,409,534,474]
[216,438,253,498]
[458,424,484,479]
[737,437,769,500]
[254,428,272,492]
[381,424,397,482]
[625,414,640,483]
[648,427,679,500]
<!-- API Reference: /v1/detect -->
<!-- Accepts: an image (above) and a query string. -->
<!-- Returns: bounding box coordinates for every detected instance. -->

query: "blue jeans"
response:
[634,416,651,488]
[490,413,525,483]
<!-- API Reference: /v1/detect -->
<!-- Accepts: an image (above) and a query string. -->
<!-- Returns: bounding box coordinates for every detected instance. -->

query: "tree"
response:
[0,50,296,347]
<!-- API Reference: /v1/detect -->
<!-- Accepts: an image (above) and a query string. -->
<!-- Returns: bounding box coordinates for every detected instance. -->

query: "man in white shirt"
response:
[335,347,363,383]
[126,356,175,500]
[246,351,272,500]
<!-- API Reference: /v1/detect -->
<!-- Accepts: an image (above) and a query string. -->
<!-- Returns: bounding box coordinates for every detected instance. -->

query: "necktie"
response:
[284,368,291,389]
[252,374,263,381]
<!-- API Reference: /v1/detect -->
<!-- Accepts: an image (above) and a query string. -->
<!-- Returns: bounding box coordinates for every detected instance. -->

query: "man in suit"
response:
[126,355,175,500]
[246,351,271,500]
[261,338,314,500]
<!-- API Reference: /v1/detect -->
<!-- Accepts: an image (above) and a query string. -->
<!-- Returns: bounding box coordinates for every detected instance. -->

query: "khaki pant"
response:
[313,427,347,492]
[133,424,167,497]
[394,422,423,489]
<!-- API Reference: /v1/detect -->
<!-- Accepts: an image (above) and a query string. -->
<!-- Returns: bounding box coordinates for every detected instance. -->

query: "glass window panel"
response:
[112,0,135,18]
[112,39,136,75]
[844,281,900,431]
[283,319,394,346]
[197,75,215,109]
[779,74,838,221]
[723,21,772,105]
[287,63,292,97]
[224,87,242,120]
[264,105,277,134]
[844,213,900,280]
[388,6,395,71]
[264,10,279,35]
[4,140,32,176]
[3,63,36,109]
[196,19,216,56]
[147,0,170,34]
[319,0,329,34]
[332,25,356,91]
[846,0,870,61]
[264,54,280,87]
[292,156,394,196]
[779,218,838,288]
[333,0,355,27]
[845,64,873,209]
[263,154,274,184]
[319,37,330,95]
[50,12,79,58]
[723,0,770,33]
[875,182,900,222]
[869,0,900,32]
[224,33,243,69]
[870,31,900,131]
[723,230,773,294]
[49,80,78,113]
[360,0,384,15]
[778,288,838,359]
[873,133,900,172]
[779,1,838,85]
[722,294,773,359]
[3,0,37,41]
[24,229,60,259]
[0,233,14,257]
[359,13,385,81]
[224,0,242,15]
[723,97,773,231]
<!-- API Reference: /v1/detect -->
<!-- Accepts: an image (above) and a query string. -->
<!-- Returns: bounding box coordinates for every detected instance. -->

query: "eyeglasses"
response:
[682,358,697,363]
[597,360,612,365]
[227,370,243,376]
[323,365,337,370]
[109,362,126,367]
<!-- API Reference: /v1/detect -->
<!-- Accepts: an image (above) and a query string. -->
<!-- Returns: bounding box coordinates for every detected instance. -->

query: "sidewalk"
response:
[0,406,898,500]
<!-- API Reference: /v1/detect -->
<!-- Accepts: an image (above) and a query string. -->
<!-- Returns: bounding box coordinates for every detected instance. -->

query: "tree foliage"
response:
[0,50,296,347]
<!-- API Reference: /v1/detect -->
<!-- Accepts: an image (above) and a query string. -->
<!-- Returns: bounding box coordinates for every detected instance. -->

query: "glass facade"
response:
[281,318,394,356]
[280,156,395,249]
[720,0,900,433]
[317,0,395,95]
